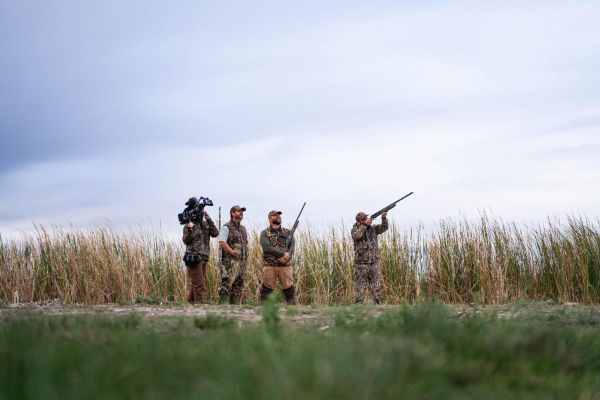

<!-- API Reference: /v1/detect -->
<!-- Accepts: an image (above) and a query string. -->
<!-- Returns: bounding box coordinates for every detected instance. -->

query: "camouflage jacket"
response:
[182,217,219,260]
[260,226,295,267]
[351,217,389,264]
[221,220,248,267]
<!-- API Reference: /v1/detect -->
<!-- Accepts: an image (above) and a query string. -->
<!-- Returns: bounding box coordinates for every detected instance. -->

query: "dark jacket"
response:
[182,216,219,260]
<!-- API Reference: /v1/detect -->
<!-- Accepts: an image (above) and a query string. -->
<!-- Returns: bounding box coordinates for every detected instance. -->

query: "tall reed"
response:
[1,216,599,304]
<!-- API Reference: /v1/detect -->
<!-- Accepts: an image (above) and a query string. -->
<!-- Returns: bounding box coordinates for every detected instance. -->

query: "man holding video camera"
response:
[181,197,219,303]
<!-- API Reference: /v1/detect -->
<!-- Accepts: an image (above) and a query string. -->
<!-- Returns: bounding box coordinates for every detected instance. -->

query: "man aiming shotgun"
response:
[351,192,413,304]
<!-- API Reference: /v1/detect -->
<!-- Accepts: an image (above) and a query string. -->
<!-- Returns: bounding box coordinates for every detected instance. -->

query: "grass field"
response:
[1,302,600,399]
[1,215,600,305]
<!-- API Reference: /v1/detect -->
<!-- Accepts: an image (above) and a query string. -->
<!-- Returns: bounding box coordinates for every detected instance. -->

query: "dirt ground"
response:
[2,300,600,328]
[1,301,385,326]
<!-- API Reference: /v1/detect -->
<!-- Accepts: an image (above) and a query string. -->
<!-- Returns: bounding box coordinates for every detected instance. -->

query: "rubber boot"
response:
[259,285,274,303]
[283,286,296,305]
[218,286,230,304]
[229,276,244,305]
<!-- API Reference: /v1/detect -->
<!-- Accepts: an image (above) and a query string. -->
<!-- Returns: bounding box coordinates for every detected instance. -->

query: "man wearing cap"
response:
[182,198,219,304]
[218,205,248,304]
[351,211,389,304]
[258,210,296,304]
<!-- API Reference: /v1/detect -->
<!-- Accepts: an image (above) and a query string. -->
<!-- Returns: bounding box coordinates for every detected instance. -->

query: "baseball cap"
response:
[230,205,246,212]
[355,212,368,222]
[268,210,282,217]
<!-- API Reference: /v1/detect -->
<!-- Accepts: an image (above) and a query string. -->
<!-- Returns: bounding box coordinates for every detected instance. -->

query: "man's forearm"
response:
[206,218,219,237]
[182,228,193,244]
[219,241,235,256]
[376,217,389,234]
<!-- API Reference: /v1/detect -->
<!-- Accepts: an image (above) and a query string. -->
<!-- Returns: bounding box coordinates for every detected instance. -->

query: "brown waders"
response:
[187,260,207,303]
[260,266,296,305]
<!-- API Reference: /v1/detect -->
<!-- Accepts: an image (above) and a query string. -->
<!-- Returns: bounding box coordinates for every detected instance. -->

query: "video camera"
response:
[178,196,213,225]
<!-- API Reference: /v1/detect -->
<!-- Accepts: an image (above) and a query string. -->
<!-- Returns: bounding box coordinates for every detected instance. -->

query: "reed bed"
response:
[1,216,599,304]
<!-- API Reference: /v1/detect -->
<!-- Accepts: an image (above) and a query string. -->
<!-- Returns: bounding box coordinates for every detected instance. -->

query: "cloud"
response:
[3,1,600,170]
[2,115,599,239]
[1,1,600,237]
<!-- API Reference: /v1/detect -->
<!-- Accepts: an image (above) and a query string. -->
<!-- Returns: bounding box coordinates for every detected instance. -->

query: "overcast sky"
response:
[1,1,599,238]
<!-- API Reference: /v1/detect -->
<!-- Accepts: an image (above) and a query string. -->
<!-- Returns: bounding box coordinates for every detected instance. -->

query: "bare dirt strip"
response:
[1,302,383,327]
[2,301,600,329]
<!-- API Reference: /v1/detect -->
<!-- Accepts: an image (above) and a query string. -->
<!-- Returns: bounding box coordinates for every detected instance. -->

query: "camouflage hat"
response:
[230,205,246,213]
[268,210,282,218]
[355,212,368,222]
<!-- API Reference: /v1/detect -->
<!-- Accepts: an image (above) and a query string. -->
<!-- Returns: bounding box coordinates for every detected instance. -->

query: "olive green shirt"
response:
[259,226,296,259]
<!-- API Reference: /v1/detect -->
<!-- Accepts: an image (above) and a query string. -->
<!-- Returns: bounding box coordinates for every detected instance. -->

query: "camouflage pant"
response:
[354,262,382,304]
[218,260,246,304]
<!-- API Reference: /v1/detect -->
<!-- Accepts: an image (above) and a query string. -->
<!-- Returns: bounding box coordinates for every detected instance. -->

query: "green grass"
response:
[1,303,600,399]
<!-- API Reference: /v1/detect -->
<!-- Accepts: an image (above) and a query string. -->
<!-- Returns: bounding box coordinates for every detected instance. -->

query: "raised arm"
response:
[205,213,219,238]
[374,216,389,235]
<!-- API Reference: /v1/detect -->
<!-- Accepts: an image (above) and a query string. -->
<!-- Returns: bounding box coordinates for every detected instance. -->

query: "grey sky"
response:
[1,1,600,237]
